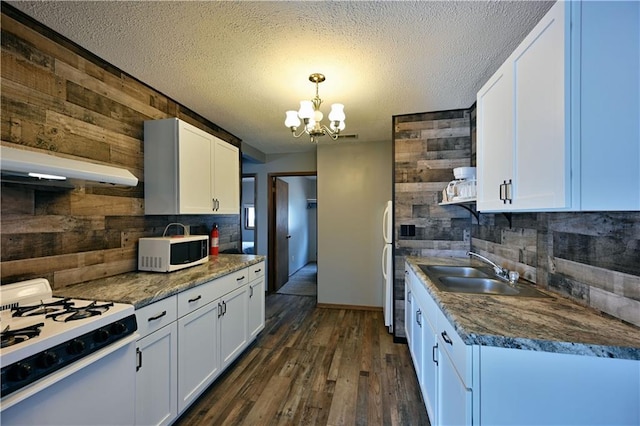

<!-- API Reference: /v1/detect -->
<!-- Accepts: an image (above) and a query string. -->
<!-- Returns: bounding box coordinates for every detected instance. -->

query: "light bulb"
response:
[285,111,301,128]
[329,104,345,122]
[298,101,314,120]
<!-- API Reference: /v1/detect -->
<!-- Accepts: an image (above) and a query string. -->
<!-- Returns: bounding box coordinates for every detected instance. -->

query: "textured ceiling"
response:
[7,1,554,155]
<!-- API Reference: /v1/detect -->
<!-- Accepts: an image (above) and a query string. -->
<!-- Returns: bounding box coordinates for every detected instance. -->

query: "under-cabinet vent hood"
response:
[0,146,138,188]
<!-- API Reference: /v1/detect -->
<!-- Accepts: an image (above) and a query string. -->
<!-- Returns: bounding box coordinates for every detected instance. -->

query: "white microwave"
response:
[138,235,209,272]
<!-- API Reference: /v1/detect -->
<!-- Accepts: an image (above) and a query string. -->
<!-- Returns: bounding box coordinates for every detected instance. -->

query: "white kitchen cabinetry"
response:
[405,262,640,425]
[247,262,265,339]
[135,296,178,426]
[405,266,438,423]
[477,0,640,212]
[134,262,265,423]
[144,118,240,215]
[176,283,221,414]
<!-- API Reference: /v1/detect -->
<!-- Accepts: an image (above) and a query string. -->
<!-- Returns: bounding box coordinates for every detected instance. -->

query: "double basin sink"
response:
[419,265,549,298]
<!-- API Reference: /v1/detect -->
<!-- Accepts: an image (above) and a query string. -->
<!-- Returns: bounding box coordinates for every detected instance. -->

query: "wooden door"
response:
[274,178,289,291]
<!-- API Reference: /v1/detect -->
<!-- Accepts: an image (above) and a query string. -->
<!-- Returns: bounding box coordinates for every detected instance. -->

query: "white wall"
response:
[317,140,392,307]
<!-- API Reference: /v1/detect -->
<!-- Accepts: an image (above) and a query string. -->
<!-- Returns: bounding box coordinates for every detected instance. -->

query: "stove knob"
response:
[8,363,31,381]
[110,322,127,335]
[37,351,58,368]
[94,329,110,343]
[67,339,86,355]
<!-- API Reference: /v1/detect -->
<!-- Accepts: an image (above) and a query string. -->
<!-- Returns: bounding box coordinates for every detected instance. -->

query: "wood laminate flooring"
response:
[174,293,429,425]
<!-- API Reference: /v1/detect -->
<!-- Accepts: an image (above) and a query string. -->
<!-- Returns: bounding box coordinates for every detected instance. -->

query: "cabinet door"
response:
[135,323,178,426]
[512,0,568,210]
[177,301,220,413]
[404,270,412,344]
[477,60,514,211]
[421,315,438,424]
[247,277,265,340]
[409,297,424,381]
[220,286,248,369]
[178,122,214,214]
[438,344,472,426]
[212,139,240,214]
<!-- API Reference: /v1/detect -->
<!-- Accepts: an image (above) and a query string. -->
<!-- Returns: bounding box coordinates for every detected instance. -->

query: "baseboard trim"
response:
[316,303,382,312]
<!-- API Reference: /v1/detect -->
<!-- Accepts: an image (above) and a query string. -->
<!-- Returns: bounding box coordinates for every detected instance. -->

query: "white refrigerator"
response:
[382,200,393,332]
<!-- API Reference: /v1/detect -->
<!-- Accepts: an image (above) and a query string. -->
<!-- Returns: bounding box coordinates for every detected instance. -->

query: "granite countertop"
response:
[405,256,640,360]
[54,254,265,309]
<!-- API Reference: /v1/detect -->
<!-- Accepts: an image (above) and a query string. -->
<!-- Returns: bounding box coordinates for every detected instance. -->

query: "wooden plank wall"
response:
[472,212,640,327]
[0,8,242,290]
[392,109,472,339]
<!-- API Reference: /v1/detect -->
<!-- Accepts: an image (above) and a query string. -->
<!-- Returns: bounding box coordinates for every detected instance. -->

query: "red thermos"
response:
[210,224,219,256]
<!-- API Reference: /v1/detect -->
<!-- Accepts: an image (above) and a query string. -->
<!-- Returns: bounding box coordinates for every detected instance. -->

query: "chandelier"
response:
[284,73,346,144]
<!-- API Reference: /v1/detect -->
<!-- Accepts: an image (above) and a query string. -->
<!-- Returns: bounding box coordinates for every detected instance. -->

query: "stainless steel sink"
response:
[418,264,549,298]
[421,265,489,278]
[438,276,520,295]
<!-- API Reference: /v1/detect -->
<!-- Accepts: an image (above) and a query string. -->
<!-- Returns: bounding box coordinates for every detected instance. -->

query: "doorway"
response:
[267,172,317,293]
[241,175,257,254]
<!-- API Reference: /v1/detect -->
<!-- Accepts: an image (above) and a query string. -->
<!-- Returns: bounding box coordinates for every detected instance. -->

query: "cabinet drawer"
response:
[437,312,472,387]
[136,296,178,339]
[177,281,218,318]
[211,268,249,300]
[248,262,265,281]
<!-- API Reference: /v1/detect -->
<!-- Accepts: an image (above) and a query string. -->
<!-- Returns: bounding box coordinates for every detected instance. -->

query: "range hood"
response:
[0,146,138,188]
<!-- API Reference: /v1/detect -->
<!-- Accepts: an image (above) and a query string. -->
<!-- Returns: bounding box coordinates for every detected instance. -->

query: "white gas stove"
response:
[0,278,138,425]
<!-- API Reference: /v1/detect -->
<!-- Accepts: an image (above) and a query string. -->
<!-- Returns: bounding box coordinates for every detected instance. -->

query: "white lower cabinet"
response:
[135,297,179,426]
[177,300,220,413]
[405,262,640,425]
[247,264,265,339]
[134,261,265,424]
[219,285,248,369]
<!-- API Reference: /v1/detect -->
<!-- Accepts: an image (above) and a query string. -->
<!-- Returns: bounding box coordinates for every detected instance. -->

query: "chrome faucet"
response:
[467,251,519,285]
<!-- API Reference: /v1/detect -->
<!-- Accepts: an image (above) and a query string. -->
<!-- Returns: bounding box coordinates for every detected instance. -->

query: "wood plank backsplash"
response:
[1,8,241,290]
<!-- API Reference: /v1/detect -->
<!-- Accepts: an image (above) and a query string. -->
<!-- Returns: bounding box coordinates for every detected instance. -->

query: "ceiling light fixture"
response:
[284,73,346,144]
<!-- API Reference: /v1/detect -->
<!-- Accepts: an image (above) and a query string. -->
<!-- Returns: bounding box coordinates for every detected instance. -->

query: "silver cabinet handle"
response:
[218,302,223,318]
[249,286,254,298]
[136,348,142,372]
[416,309,422,327]
[432,344,438,366]
[441,331,453,345]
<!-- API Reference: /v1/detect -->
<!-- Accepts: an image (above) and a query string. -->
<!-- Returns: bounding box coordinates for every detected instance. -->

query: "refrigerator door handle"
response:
[382,244,390,280]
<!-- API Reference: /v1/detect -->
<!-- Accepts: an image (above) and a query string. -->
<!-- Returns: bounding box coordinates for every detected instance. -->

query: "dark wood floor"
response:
[174,293,429,425]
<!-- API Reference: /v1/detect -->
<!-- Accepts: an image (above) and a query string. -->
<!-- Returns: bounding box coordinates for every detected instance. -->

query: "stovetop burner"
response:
[11,299,73,318]
[46,302,114,323]
[0,323,44,349]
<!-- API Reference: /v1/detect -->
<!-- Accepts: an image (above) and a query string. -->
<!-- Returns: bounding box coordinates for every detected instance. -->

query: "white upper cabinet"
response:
[144,118,240,215]
[477,1,640,212]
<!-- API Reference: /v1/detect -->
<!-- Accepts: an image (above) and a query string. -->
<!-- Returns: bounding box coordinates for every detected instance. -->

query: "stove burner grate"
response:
[46,301,114,322]
[0,323,45,348]
[12,298,73,317]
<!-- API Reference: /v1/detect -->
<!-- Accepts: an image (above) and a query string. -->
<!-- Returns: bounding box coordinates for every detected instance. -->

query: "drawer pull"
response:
[148,310,167,322]
[218,303,223,318]
[416,309,422,327]
[441,331,453,345]
[188,295,202,303]
[236,276,245,281]
[254,268,262,273]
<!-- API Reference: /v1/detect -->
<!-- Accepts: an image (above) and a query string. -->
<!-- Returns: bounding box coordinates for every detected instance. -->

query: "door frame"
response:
[267,171,317,293]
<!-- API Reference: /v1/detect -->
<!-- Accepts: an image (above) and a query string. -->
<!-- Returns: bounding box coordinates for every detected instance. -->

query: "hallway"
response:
[277,262,317,297]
